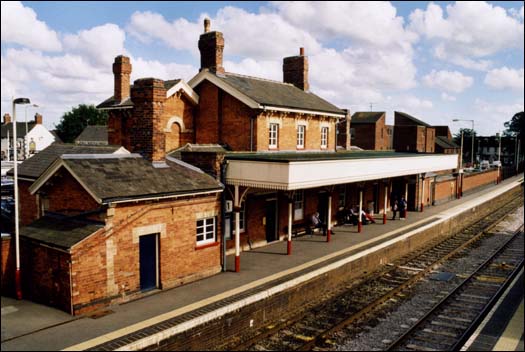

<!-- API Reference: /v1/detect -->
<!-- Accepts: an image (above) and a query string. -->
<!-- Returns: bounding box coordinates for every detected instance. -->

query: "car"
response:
[491,160,502,167]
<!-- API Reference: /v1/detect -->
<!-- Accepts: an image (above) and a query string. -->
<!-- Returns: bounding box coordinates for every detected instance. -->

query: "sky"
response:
[1,1,523,136]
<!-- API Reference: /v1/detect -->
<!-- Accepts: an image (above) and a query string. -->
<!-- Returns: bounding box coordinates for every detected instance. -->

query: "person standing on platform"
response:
[391,197,399,220]
[399,196,407,220]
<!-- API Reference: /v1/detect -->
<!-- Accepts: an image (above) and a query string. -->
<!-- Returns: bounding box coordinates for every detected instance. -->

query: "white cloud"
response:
[130,57,196,82]
[422,70,473,93]
[484,67,524,91]
[441,92,456,102]
[64,24,126,67]
[1,1,62,51]
[474,98,524,134]
[409,2,524,70]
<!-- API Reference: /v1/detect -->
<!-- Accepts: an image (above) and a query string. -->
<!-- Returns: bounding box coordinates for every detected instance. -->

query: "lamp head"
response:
[13,97,30,105]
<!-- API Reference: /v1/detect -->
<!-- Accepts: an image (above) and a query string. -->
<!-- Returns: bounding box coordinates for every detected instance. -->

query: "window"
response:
[196,217,216,245]
[269,123,279,149]
[297,125,305,149]
[321,127,329,148]
[293,191,304,220]
[232,202,245,235]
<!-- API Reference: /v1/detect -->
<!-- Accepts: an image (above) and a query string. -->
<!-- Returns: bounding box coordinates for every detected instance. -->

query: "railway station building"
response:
[1,19,500,315]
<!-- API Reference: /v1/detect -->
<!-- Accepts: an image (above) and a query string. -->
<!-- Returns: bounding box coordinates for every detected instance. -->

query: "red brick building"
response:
[393,111,436,153]
[350,112,390,151]
[17,154,222,314]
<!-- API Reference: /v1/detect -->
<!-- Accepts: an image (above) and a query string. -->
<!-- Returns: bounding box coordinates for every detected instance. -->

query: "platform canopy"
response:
[225,151,458,190]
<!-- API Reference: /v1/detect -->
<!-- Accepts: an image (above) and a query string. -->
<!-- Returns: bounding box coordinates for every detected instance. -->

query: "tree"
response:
[453,128,477,166]
[503,111,523,138]
[54,104,108,143]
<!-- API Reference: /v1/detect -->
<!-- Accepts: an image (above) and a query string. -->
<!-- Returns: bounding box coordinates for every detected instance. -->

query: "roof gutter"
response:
[104,188,223,205]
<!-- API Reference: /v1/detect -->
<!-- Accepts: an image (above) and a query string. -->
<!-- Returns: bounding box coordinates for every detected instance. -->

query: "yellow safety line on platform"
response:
[62,179,523,351]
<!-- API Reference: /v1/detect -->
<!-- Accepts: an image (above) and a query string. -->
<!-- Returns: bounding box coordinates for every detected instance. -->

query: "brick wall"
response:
[433,178,457,204]
[70,194,221,315]
[41,169,100,216]
[195,81,220,144]
[463,169,498,193]
[255,112,336,151]
[1,236,14,295]
[425,127,435,153]
[163,93,195,152]
[19,179,39,225]
[20,239,72,313]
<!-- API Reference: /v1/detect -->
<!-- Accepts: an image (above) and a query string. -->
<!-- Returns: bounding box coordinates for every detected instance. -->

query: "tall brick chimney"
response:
[283,47,309,91]
[113,55,132,103]
[198,19,225,74]
[130,78,166,162]
[3,113,11,124]
[34,113,43,124]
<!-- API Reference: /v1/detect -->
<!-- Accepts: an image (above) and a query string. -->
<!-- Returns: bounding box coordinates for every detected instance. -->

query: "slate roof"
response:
[216,73,345,115]
[20,214,104,250]
[55,154,222,203]
[395,111,431,127]
[168,143,230,159]
[351,112,385,124]
[9,143,124,180]
[1,122,36,138]
[435,136,460,149]
[75,125,108,145]
[97,79,181,109]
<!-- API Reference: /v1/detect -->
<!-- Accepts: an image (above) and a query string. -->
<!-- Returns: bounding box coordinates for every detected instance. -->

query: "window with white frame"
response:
[269,123,279,149]
[321,127,329,148]
[297,125,305,149]
[232,202,245,235]
[293,191,304,220]
[196,217,216,245]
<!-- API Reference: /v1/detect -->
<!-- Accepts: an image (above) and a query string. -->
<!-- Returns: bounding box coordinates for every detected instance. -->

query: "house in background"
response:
[74,125,108,145]
[393,111,435,153]
[433,126,460,155]
[1,113,56,161]
[349,112,390,151]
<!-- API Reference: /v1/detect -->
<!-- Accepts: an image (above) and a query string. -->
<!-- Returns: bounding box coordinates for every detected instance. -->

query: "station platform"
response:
[1,174,523,351]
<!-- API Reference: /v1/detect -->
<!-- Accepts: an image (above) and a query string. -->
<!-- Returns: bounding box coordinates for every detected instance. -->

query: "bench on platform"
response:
[283,223,320,238]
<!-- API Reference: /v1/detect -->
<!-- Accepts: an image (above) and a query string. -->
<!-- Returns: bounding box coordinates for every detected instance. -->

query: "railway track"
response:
[225,195,523,351]
[387,229,524,351]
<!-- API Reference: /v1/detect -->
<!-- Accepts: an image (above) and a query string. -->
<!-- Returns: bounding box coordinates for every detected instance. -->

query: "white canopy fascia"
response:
[226,154,458,190]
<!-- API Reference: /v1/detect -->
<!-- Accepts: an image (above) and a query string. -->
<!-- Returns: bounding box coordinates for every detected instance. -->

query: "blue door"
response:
[139,234,158,291]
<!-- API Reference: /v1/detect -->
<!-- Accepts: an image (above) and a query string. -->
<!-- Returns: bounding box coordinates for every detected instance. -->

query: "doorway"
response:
[265,199,278,243]
[318,192,329,224]
[139,233,159,291]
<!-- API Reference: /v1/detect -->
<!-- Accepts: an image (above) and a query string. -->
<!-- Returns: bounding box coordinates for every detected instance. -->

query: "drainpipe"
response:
[250,115,255,152]
[220,161,228,272]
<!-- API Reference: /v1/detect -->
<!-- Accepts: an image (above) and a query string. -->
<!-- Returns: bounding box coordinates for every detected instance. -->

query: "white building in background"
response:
[1,113,56,161]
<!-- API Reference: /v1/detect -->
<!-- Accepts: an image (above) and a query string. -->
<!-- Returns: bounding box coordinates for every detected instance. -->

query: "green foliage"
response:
[54,104,108,143]
[503,111,523,138]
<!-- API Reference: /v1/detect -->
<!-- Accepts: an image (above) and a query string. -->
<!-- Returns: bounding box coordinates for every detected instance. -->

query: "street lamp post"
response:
[453,119,475,167]
[12,97,31,300]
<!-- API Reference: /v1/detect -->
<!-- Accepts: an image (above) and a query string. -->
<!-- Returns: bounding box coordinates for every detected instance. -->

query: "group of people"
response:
[391,196,407,220]
[336,205,377,226]
[311,195,409,235]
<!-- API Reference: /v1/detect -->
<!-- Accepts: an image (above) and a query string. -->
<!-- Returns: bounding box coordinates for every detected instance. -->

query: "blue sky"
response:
[1,1,523,136]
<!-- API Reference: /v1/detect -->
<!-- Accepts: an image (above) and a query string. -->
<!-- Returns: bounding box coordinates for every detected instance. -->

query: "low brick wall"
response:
[1,235,14,295]
[463,169,498,194]
[150,183,522,351]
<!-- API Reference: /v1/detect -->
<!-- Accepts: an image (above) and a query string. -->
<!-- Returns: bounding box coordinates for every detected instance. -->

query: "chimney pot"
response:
[300,47,304,56]
[34,113,43,125]
[204,18,211,33]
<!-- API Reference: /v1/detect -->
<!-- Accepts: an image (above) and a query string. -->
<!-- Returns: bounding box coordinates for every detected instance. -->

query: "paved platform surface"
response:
[1,174,523,351]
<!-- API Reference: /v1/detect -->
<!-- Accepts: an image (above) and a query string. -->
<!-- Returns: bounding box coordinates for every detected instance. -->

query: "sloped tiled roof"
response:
[395,111,431,127]
[215,73,345,115]
[56,154,222,203]
[1,122,36,138]
[75,125,108,145]
[10,143,124,180]
[435,136,459,149]
[351,112,385,124]
[97,80,181,109]
[20,214,104,250]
